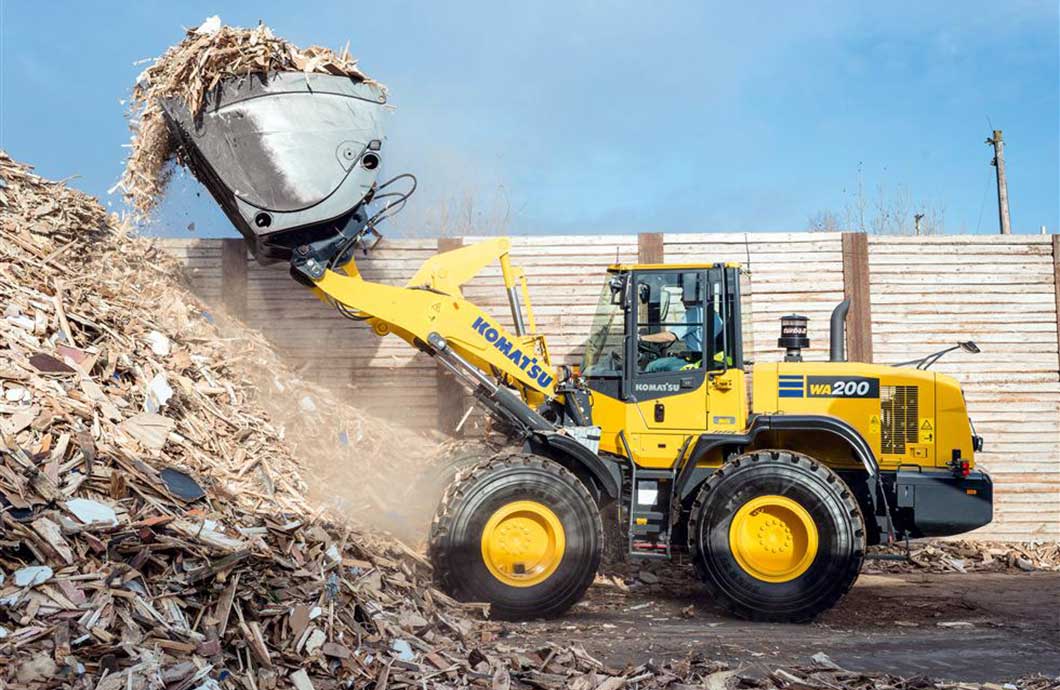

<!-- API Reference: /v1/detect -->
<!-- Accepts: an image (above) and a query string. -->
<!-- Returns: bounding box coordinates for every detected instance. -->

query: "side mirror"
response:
[658,288,671,321]
[609,277,625,305]
[959,341,980,354]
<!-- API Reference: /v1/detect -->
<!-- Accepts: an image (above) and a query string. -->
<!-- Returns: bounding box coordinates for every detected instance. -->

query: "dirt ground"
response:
[494,565,1060,683]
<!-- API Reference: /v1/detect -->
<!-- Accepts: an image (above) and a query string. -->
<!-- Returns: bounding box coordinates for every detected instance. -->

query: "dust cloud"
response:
[199,301,476,545]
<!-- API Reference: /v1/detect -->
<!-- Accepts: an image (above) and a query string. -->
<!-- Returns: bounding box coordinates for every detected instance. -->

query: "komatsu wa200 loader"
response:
[162,72,992,622]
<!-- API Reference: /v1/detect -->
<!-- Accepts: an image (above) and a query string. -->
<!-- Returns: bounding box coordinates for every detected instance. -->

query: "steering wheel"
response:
[638,337,675,358]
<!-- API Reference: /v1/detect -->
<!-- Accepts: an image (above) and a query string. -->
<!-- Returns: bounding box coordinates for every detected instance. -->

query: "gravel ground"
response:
[494,566,1060,683]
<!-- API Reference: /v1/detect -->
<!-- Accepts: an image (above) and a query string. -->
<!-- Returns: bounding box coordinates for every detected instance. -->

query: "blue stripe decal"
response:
[779,391,804,398]
[778,381,804,388]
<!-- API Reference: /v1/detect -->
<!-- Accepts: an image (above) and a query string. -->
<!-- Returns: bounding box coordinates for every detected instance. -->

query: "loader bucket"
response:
[160,72,388,263]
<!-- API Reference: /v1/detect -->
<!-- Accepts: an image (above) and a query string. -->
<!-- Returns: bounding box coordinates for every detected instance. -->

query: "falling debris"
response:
[119,18,380,216]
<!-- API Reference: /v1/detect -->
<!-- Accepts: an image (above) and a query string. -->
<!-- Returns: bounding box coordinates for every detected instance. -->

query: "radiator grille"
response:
[881,385,918,455]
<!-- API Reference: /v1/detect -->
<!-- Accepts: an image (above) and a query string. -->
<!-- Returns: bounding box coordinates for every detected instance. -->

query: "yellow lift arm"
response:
[310,238,557,408]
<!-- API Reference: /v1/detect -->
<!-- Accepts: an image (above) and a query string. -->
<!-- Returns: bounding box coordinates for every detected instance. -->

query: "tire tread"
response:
[687,449,865,622]
[428,451,602,619]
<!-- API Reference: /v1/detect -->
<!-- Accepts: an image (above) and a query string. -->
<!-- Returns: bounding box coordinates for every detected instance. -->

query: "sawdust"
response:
[118,16,380,217]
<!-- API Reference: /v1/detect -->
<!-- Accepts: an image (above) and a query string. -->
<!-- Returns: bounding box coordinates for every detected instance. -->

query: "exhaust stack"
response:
[830,299,851,362]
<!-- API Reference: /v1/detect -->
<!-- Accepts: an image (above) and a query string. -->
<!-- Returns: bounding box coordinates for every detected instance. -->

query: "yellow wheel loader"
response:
[161,72,992,622]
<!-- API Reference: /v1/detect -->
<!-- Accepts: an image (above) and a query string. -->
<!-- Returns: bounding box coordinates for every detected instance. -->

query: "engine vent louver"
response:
[881,385,918,455]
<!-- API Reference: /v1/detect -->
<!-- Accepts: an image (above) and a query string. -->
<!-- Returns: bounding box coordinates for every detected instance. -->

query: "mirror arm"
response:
[893,343,964,369]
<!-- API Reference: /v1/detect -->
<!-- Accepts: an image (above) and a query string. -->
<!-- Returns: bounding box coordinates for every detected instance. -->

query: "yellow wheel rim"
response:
[480,500,566,588]
[729,495,819,583]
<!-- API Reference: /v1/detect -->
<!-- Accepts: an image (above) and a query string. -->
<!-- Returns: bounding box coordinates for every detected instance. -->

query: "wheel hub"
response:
[481,500,565,587]
[729,495,818,583]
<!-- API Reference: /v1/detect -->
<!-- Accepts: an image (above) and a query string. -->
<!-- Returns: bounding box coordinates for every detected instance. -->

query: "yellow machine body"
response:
[303,237,990,549]
[751,362,974,472]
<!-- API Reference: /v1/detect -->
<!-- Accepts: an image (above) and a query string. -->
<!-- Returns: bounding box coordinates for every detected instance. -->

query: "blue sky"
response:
[1,1,1056,237]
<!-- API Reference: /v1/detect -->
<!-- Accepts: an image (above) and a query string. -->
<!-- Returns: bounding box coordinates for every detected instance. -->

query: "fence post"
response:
[841,232,873,363]
[221,238,248,321]
[1052,235,1060,380]
[638,232,664,264]
[436,237,466,435]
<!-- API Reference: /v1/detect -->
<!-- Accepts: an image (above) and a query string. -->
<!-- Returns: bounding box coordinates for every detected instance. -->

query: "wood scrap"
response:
[119,17,381,217]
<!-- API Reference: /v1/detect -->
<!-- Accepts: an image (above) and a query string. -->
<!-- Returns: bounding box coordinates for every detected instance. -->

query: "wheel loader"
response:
[160,72,993,622]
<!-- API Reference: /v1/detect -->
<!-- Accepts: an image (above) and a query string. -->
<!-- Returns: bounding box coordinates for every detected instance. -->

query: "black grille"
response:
[881,385,918,455]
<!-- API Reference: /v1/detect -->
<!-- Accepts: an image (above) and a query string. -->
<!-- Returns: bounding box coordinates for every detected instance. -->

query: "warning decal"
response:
[919,418,935,444]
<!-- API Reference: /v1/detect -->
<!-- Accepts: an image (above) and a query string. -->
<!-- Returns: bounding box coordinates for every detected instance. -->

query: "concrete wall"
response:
[161,232,1060,541]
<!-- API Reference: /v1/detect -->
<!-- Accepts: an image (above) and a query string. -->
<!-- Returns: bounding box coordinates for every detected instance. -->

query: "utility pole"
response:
[986,129,1012,234]
[914,213,925,236]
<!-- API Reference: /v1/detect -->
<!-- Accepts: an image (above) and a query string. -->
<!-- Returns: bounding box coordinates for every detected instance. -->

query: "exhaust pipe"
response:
[830,299,851,362]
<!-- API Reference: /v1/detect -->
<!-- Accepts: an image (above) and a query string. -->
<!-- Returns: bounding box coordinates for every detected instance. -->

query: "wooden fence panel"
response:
[868,235,1060,541]
[663,232,847,363]
[161,239,223,303]
[168,239,441,427]
[160,232,1060,541]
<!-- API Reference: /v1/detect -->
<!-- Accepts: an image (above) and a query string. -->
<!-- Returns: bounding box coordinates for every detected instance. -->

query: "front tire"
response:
[428,452,603,619]
[688,450,865,622]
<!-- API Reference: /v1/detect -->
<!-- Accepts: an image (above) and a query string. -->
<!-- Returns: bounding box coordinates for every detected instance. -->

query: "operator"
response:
[641,301,723,373]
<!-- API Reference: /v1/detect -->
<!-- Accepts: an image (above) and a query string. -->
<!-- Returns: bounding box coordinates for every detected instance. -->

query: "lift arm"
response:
[305,238,558,406]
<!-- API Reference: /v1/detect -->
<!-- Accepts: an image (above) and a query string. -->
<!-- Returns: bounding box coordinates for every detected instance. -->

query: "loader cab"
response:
[582,264,747,466]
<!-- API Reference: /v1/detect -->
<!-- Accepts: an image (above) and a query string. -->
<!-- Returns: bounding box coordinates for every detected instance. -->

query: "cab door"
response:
[626,270,709,466]
[702,266,747,433]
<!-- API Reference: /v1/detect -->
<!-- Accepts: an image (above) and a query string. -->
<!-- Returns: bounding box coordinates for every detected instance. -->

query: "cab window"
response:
[635,272,704,373]
[582,277,626,377]
[705,271,740,370]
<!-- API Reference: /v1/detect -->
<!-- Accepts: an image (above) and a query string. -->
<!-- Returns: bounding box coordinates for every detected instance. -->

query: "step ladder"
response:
[628,467,676,559]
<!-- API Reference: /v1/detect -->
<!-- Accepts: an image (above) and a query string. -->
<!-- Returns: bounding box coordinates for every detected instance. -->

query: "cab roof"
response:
[606,262,743,272]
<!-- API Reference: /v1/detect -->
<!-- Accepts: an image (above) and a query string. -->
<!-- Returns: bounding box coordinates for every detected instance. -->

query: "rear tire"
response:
[428,452,602,619]
[687,450,865,622]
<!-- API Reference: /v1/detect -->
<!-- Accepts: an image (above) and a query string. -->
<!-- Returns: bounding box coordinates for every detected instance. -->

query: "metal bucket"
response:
[161,72,388,263]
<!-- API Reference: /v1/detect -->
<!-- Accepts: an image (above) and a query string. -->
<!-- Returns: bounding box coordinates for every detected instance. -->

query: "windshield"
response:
[582,278,625,376]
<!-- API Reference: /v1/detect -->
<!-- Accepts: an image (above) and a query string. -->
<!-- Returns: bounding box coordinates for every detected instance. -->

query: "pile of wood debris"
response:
[118,17,379,217]
[865,539,1060,574]
[0,152,479,688]
[3,152,1056,688]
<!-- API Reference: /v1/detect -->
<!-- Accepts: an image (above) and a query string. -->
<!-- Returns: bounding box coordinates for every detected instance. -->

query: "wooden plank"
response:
[842,232,873,363]
[221,238,249,321]
[1053,234,1060,382]
[638,232,664,264]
